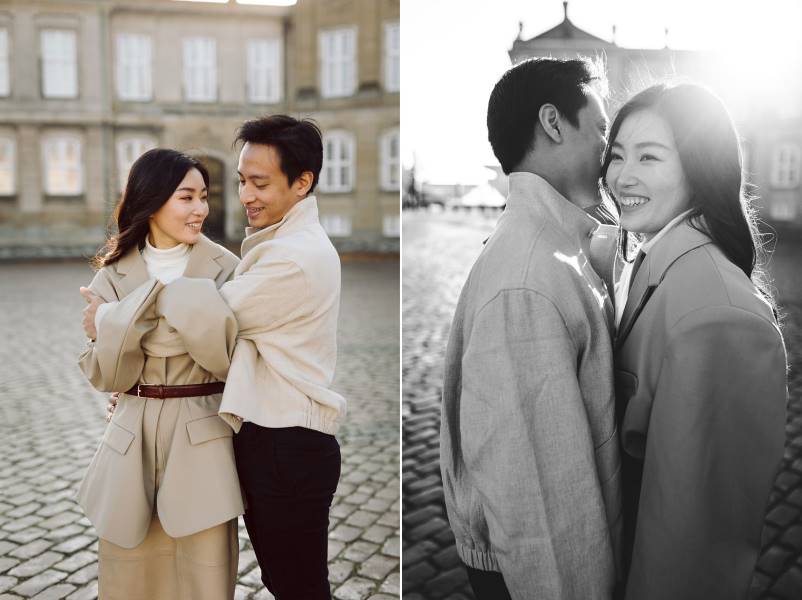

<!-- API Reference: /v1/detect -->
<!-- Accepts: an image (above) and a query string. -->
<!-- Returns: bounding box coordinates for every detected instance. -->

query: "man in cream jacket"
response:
[204,115,345,599]
[440,58,621,600]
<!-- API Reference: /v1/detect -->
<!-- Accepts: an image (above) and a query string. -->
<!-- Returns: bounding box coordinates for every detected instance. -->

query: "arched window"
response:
[117,136,157,190]
[0,136,15,195]
[42,134,82,195]
[770,142,801,189]
[380,128,400,191]
[320,131,355,193]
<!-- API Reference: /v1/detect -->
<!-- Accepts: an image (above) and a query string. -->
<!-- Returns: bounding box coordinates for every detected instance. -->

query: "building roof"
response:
[514,1,615,49]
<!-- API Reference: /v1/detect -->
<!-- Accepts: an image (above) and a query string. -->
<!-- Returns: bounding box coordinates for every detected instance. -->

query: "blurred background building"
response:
[405,1,802,230]
[0,0,400,257]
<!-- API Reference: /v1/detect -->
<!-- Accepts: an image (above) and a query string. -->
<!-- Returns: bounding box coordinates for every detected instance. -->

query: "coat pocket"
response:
[186,415,233,446]
[103,421,135,455]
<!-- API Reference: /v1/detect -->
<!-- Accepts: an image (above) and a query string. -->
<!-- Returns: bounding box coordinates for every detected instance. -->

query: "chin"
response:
[181,229,203,245]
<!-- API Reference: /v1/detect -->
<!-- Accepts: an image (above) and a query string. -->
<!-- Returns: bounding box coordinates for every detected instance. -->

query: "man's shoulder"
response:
[243,224,339,270]
[482,217,582,287]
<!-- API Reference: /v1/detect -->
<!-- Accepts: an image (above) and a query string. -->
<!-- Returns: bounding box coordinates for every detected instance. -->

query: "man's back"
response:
[440,172,621,600]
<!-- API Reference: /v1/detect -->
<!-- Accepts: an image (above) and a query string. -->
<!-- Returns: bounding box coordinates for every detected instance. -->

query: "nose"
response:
[239,184,255,206]
[192,197,208,217]
[613,159,639,192]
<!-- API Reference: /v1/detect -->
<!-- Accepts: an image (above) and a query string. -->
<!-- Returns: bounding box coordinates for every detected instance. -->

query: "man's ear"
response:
[293,170,314,197]
[538,104,563,143]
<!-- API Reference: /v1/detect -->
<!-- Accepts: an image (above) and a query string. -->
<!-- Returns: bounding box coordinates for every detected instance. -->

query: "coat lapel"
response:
[113,245,152,298]
[615,221,713,351]
[183,234,225,281]
[113,235,227,297]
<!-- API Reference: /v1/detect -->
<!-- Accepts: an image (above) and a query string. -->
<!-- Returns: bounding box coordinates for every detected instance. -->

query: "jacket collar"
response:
[114,234,224,296]
[616,219,713,349]
[241,195,319,257]
[506,172,599,248]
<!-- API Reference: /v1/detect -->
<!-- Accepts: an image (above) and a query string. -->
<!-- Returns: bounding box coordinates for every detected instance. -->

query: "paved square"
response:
[0,258,399,600]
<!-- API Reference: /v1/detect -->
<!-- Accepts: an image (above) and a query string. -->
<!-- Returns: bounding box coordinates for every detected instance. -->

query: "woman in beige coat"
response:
[601,84,787,600]
[77,149,243,599]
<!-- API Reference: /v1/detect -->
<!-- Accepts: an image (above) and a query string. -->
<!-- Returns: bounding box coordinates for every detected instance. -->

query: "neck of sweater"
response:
[142,238,191,283]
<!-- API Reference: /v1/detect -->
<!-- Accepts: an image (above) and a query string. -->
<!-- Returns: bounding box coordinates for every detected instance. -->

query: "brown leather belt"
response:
[124,382,226,399]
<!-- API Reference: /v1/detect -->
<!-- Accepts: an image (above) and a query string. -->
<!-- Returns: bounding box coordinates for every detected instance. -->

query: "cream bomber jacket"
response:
[211,195,346,434]
[440,173,621,600]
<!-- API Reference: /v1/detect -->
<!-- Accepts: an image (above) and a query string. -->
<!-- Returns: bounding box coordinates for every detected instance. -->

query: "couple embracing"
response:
[441,58,788,600]
[75,116,343,600]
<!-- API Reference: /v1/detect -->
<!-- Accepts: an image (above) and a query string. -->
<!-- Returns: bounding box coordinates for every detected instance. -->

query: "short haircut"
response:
[235,115,323,193]
[487,57,607,174]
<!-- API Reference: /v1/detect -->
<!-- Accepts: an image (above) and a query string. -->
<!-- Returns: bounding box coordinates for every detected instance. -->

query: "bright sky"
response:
[402,0,802,184]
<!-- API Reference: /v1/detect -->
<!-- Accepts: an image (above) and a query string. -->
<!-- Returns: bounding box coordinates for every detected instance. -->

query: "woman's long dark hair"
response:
[92,148,209,269]
[600,82,775,310]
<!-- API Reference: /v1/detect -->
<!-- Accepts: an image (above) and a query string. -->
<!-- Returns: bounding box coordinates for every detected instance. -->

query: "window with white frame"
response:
[0,137,15,195]
[42,135,82,195]
[41,29,78,98]
[116,33,152,101]
[319,28,356,98]
[320,131,355,192]
[0,29,9,97]
[768,197,797,221]
[247,38,281,103]
[383,214,400,237]
[770,143,801,188]
[117,137,157,190]
[320,214,352,237]
[380,128,400,191]
[384,22,399,93]
[183,37,217,102]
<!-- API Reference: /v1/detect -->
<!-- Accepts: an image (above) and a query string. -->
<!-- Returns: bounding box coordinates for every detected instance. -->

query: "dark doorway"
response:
[197,156,225,242]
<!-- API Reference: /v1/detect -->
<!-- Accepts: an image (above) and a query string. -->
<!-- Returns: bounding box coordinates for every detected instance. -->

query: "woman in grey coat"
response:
[602,83,787,600]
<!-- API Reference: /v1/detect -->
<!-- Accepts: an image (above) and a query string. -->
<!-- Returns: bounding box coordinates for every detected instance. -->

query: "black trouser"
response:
[233,423,341,600]
[466,566,512,600]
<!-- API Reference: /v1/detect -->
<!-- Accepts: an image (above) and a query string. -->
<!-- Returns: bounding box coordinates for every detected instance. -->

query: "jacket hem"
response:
[457,543,501,572]
[225,410,341,436]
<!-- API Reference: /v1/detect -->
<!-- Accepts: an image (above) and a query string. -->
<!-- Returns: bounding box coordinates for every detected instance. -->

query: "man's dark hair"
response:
[235,115,323,193]
[487,57,606,174]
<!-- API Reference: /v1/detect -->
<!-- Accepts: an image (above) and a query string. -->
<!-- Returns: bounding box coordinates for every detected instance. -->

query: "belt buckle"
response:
[137,384,142,398]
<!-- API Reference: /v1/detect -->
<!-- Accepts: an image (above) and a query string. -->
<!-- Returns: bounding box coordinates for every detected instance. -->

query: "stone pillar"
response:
[85,126,105,214]
[356,0,379,89]
[17,126,41,214]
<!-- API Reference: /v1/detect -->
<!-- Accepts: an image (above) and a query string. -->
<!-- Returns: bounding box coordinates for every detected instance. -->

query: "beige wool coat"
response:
[614,221,787,600]
[76,235,245,549]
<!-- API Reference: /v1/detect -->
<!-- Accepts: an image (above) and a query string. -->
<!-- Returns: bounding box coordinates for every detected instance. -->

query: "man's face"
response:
[561,87,609,193]
[238,142,304,229]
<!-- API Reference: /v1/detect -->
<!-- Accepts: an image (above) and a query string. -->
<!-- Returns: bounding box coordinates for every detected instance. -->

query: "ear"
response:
[293,170,314,197]
[538,103,563,143]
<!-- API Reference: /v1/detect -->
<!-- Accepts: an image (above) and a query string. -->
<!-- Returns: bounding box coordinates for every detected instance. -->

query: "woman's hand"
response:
[79,287,105,340]
[106,393,118,422]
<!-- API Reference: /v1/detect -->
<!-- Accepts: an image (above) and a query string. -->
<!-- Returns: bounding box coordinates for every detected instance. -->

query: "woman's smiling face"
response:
[605,109,692,240]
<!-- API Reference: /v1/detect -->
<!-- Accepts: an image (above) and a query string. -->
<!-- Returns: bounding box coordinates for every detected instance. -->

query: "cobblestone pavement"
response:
[401,208,802,600]
[0,257,399,600]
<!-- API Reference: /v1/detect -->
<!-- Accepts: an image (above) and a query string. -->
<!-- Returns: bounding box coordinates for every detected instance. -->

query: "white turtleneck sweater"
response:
[95,239,192,330]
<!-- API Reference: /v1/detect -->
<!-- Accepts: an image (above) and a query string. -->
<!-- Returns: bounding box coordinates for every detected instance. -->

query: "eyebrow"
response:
[237,171,269,180]
[177,186,208,193]
[611,140,673,151]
